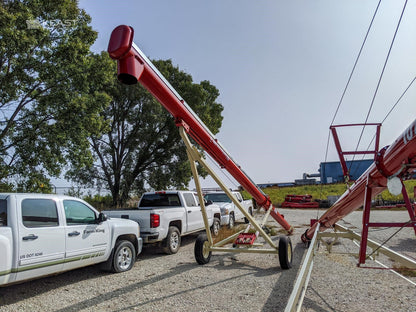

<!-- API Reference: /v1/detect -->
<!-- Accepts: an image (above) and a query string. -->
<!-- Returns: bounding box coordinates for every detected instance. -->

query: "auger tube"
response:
[108,25,293,234]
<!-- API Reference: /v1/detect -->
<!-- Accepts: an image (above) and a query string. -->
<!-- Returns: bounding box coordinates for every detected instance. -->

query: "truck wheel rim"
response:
[117,246,132,270]
[171,232,179,250]
[213,222,219,235]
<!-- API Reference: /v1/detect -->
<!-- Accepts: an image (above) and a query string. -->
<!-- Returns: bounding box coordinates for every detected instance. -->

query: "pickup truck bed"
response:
[105,191,221,254]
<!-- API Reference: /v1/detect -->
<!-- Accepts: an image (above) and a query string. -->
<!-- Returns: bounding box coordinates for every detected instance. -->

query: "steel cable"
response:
[349,0,408,171]
[318,0,383,219]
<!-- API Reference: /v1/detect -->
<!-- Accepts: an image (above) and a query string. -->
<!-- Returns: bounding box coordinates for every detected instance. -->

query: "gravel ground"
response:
[0,208,415,311]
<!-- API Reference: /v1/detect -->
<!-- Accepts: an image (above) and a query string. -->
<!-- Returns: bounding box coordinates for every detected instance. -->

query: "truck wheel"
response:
[194,233,211,265]
[112,240,136,273]
[244,208,253,224]
[278,236,293,270]
[211,217,220,237]
[228,213,235,229]
[163,226,181,254]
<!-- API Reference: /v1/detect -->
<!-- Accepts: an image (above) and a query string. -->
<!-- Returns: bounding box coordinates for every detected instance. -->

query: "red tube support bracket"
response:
[108,25,293,233]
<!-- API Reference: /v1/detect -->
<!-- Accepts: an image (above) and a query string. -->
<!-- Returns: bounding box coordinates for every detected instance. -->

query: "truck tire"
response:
[194,233,211,265]
[278,236,293,270]
[112,240,136,273]
[210,217,220,237]
[228,213,235,229]
[163,226,181,254]
[244,207,253,224]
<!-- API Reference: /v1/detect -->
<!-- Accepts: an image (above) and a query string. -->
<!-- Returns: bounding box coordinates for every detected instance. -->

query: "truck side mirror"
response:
[97,212,108,224]
[204,199,213,206]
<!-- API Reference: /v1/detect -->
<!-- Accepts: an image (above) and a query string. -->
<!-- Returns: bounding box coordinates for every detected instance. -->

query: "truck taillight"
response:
[150,213,160,228]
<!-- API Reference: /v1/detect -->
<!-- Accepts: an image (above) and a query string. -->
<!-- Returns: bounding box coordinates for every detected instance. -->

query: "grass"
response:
[240,180,416,207]
[213,225,245,244]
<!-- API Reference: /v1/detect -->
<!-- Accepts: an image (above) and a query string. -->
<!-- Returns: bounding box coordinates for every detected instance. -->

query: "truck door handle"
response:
[23,234,38,241]
[68,231,80,237]
[188,211,192,213]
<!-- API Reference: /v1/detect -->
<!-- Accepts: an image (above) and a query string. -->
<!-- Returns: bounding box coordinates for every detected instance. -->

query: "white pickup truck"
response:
[105,191,221,254]
[0,193,142,287]
[204,191,254,228]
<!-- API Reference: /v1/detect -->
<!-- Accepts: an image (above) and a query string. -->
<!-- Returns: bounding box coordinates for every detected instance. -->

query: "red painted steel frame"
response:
[302,120,416,253]
[330,123,381,182]
[107,25,293,233]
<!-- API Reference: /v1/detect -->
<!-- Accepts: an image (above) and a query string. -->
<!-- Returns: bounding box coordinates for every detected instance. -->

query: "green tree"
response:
[67,58,224,207]
[0,0,108,191]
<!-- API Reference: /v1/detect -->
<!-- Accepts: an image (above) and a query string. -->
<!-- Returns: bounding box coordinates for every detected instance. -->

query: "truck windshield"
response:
[204,193,231,203]
[139,194,181,207]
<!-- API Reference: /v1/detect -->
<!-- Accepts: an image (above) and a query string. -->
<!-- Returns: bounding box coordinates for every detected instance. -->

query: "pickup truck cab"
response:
[204,191,253,228]
[0,193,142,287]
[105,191,221,254]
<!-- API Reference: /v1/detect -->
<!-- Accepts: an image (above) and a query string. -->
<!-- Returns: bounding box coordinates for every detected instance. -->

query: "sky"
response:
[77,0,416,189]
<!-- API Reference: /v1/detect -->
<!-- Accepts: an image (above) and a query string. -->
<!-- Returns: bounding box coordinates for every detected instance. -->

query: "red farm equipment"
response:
[281,194,319,208]
[301,122,416,265]
[108,25,293,269]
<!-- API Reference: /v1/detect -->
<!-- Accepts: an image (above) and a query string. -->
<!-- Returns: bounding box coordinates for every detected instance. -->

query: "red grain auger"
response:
[108,25,294,269]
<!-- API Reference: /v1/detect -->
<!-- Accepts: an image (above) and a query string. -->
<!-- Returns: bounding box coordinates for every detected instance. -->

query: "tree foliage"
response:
[0,0,108,191]
[67,57,224,207]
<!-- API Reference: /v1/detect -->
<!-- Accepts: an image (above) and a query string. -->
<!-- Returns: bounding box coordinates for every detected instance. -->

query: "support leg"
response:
[401,181,416,236]
[359,176,372,266]
[186,149,214,245]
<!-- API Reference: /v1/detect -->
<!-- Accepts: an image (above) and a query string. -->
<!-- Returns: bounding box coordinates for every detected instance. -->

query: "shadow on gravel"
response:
[0,233,203,306]
[139,232,200,259]
[0,265,107,305]
[302,286,337,311]
[54,262,262,312]
[51,255,281,312]
[391,237,416,254]
[50,262,199,312]
[262,242,308,311]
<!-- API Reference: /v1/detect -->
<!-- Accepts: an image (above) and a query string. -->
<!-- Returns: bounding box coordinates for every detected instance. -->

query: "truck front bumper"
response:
[137,237,143,255]
[220,215,229,226]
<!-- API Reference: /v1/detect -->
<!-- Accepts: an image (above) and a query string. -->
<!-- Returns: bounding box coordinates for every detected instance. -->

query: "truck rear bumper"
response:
[140,232,160,243]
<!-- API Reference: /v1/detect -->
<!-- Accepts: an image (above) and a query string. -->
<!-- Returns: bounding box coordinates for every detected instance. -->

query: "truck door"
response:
[63,199,109,271]
[0,199,12,285]
[16,198,65,283]
[182,193,203,232]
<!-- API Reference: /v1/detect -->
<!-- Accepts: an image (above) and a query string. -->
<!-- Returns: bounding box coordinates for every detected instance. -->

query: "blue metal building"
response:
[320,159,373,184]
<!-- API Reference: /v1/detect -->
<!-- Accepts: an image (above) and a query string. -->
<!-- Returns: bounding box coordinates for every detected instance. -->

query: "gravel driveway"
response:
[0,208,415,311]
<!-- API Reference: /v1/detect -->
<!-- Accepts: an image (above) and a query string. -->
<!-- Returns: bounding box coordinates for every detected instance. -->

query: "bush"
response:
[83,194,113,211]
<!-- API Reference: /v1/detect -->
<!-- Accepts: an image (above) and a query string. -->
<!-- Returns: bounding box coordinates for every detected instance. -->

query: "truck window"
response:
[183,193,197,207]
[0,199,7,226]
[204,193,232,203]
[22,199,59,228]
[139,194,181,207]
[64,200,96,225]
